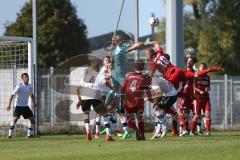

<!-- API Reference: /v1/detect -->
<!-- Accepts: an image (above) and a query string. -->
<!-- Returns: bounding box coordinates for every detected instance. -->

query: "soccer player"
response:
[178,57,196,136]
[143,41,222,91]
[150,74,179,139]
[6,73,36,138]
[122,60,152,140]
[76,60,115,141]
[191,62,212,135]
[105,35,144,139]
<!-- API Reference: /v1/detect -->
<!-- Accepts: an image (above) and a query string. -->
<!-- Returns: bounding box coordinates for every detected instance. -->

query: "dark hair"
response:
[21,73,29,79]
[163,54,170,61]
[104,56,110,60]
[199,62,207,68]
[185,56,197,64]
[91,60,99,68]
[135,59,145,71]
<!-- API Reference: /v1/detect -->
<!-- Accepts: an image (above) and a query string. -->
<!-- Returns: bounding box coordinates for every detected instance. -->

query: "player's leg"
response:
[137,109,145,140]
[103,114,114,141]
[151,106,167,139]
[190,101,201,135]
[110,111,121,136]
[81,100,92,140]
[8,108,20,138]
[178,98,189,136]
[165,106,179,136]
[21,107,35,138]
[205,100,211,135]
[95,114,101,138]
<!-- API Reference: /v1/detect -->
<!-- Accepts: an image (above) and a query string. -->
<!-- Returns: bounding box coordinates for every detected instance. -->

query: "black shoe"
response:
[27,135,34,138]
[136,130,141,140]
[8,135,12,139]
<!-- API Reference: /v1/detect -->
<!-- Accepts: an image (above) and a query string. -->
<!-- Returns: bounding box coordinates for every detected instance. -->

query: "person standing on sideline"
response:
[7,73,36,138]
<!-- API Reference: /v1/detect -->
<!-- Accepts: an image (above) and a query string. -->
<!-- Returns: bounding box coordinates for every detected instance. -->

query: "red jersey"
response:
[122,72,151,109]
[149,43,182,90]
[194,74,210,100]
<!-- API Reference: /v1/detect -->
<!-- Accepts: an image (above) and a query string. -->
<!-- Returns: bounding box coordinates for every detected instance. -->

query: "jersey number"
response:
[129,80,137,92]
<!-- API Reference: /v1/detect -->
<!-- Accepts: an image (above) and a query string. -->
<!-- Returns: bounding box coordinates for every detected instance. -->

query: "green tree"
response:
[5,0,89,67]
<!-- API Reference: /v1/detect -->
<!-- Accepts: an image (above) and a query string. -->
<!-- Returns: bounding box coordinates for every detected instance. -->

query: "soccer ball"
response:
[149,17,159,27]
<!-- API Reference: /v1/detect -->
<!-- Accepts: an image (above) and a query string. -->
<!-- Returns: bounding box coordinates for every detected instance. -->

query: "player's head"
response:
[103,56,110,67]
[199,62,207,71]
[163,53,170,61]
[145,49,156,60]
[91,60,100,72]
[186,57,194,68]
[135,59,145,71]
[112,35,122,45]
[21,73,29,84]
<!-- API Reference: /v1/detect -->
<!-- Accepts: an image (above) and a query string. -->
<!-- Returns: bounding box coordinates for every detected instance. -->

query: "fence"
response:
[1,66,240,135]
[37,67,240,131]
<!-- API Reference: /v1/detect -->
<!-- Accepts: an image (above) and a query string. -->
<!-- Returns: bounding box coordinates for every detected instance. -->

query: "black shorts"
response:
[81,99,102,113]
[155,95,177,110]
[13,106,34,119]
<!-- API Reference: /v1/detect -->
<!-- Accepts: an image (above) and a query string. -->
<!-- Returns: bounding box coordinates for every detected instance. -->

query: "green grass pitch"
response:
[0,131,239,160]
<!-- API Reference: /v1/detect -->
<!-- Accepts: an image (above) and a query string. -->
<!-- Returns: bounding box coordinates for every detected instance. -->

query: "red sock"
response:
[179,114,189,131]
[191,119,197,132]
[205,118,211,132]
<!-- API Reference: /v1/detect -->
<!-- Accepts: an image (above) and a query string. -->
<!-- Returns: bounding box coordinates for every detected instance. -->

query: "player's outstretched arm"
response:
[7,95,14,111]
[195,66,223,78]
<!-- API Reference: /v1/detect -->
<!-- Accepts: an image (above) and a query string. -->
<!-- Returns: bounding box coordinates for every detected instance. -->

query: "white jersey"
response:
[151,76,177,97]
[79,67,101,100]
[12,83,33,107]
[94,66,112,95]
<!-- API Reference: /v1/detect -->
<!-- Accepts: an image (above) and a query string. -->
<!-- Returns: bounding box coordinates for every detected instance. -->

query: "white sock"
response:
[84,119,90,133]
[95,116,101,133]
[103,116,111,136]
[27,123,34,136]
[8,121,16,136]
[120,116,129,133]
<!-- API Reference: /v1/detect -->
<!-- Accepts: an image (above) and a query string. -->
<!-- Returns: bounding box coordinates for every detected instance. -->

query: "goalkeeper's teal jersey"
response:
[113,44,128,86]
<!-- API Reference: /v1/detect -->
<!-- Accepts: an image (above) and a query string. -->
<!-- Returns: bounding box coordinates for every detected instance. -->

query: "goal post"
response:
[0,36,37,136]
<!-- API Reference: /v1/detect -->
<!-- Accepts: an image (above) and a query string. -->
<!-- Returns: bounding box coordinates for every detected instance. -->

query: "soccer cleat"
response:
[105,135,115,141]
[99,129,107,135]
[171,131,179,136]
[189,132,195,136]
[27,135,34,138]
[206,132,211,136]
[121,132,131,139]
[179,130,189,137]
[95,132,100,139]
[86,131,92,141]
[136,130,141,140]
[8,135,12,139]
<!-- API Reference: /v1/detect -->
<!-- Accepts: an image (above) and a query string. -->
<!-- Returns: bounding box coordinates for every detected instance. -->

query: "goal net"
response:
[0,36,36,136]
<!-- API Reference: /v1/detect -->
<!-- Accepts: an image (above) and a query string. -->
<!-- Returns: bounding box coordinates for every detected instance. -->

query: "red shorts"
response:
[195,99,211,115]
[178,96,194,111]
[125,100,144,113]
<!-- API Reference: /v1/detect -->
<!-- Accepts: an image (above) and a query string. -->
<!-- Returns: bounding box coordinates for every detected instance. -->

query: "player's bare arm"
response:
[76,87,82,109]
[7,95,14,111]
